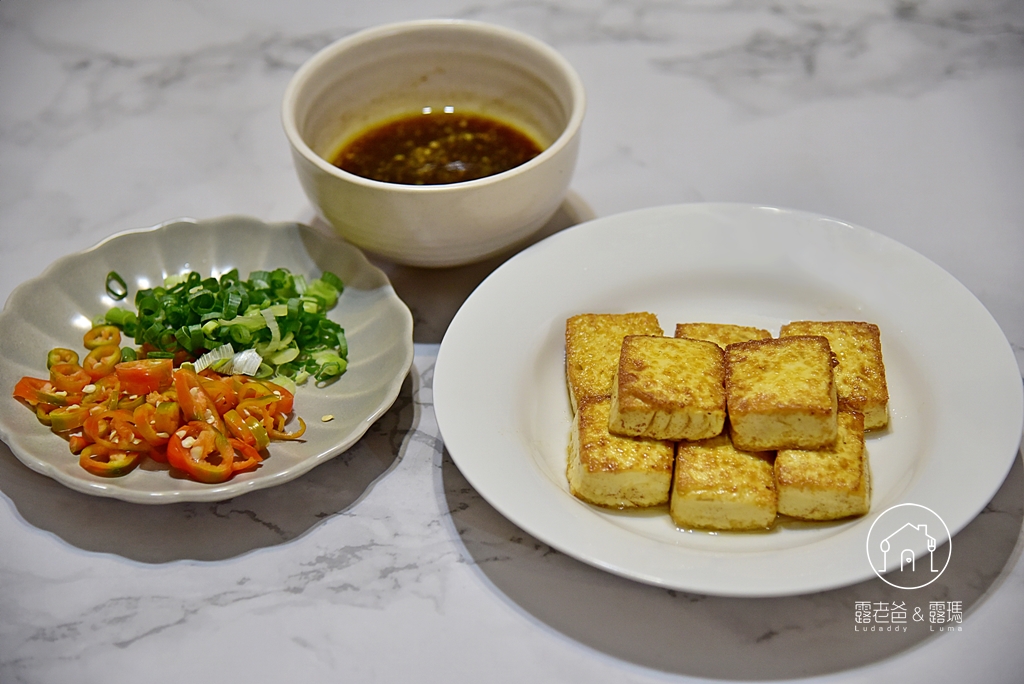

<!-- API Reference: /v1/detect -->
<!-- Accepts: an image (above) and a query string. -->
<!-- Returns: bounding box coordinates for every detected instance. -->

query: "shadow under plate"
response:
[442,444,1024,680]
[0,371,417,563]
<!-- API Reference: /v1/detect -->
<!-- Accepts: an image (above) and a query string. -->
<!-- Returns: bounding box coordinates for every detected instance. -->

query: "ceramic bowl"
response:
[282,19,586,267]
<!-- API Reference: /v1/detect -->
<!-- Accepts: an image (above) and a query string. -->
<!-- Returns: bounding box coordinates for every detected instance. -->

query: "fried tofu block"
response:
[609,335,726,441]
[725,336,838,451]
[779,321,889,430]
[674,322,772,348]
[670,431,777,531]
[775,411,871,520]
[565,313,663,413]
[568,397,675,508]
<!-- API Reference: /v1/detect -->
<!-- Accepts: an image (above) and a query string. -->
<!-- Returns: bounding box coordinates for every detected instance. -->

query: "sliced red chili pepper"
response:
[222,409,254,446]
[82,374,121,409]
[82,344,122,381]
[83,325,121,350]
[67,433,92,454]
[261,380,294,415]
[117,394,147,411]
[79,444,141,477]
[35,403,56,426]
[166,421,234,483]
[13,377,55,407]
[148,444,169,463]
[133,403,169,447]
[243,414,271,450]
[17,331,307,483]
[48,404,91,432]
[237,378,294,415]
[83,409,150,453]
[269,415,306,441]
[115,358,173,396]
[152,401,181,435]
[228,437,263,473]
[173,366,225,433]
[13,376,83,408]
[49,363,92,394]
[46,348,80,369]
[198,372,238,415]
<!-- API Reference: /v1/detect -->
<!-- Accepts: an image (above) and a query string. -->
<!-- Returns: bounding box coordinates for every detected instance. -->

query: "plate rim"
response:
[433,201,1024,597]
[0,215,414,503]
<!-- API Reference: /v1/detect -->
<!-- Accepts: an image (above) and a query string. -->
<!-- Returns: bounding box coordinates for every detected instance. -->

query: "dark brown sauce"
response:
[332,111,543,185]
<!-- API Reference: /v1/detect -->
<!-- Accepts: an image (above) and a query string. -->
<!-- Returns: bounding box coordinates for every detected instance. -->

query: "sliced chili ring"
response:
[228,437,263,473]
[115,358,173,396]
[48,404,91,432]
[198,373,238,415]
[49,363,92,394]
[82,344,122,381]
[269,415,306,441]
[243,415,271,450]
[67,433,92,454]
[46,348,80,369]
[153,401,181,435]
[261,380,294,415]
[133,403,170,447]
[117,394,147,411]
[83,409,150,452]
[147,444,169,464]
[173,366,225,432]
[35,403,55,426]
[13,377,59,407]
[166,421,234,483]
[79,444,141,477]
[237,379,293,415]
[83,325,121,350]
[223,409,254,446]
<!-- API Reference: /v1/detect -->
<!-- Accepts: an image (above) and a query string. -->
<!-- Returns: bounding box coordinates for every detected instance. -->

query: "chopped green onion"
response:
[105,271,128,300]
[97,267,348,387]
[267,345,300,366]
[230,349,263,376]
[193,344,237,373]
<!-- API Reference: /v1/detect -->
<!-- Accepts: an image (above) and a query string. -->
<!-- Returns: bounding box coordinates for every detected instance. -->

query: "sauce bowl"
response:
[282,19,586,267]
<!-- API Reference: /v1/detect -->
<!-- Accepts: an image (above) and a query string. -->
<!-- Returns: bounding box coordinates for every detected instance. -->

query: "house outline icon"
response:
[879,523,938,573]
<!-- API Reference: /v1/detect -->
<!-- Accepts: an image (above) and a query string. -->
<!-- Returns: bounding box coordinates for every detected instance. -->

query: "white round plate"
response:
[0,216,413,503]
[434,203,1023,597]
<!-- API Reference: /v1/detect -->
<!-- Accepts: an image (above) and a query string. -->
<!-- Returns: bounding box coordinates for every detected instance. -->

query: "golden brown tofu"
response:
[725,336,838,451]
[670,431,777,531]
[674,322,772,348]
[609,335,726,441]
[779,321,889,430]
[565,313,663,412]
[567,397,675,508]
[775,411,871,520]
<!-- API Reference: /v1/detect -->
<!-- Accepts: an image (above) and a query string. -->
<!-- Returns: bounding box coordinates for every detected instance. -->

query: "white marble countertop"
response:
[1,1,1023,682]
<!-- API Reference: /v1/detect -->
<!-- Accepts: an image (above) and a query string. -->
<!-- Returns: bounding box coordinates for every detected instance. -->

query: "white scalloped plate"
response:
[434,203,1023,597]
[0,216,413,503]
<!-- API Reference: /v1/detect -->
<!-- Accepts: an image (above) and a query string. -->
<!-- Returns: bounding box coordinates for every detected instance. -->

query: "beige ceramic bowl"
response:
[282,19,586,267]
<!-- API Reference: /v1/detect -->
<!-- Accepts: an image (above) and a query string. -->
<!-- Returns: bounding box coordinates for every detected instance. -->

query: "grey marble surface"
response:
[1,1,1023,683]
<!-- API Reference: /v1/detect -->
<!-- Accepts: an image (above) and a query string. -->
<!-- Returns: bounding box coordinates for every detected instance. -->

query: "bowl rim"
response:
[280,18,587,194]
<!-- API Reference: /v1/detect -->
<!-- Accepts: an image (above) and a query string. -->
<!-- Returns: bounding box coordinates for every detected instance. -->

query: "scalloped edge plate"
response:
[0,216,413,503]
[434,203,1023,596]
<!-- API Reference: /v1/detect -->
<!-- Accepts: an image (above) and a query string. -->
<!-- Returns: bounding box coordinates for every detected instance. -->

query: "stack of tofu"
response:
[565,314,889,531]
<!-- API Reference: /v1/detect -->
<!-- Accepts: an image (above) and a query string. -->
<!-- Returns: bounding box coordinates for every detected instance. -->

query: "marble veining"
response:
[649,1,1024,113]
